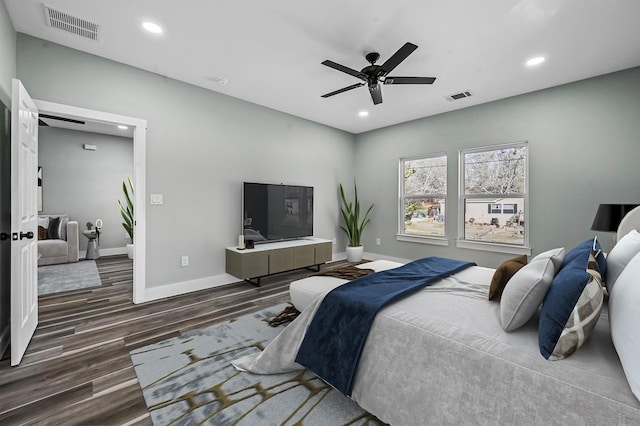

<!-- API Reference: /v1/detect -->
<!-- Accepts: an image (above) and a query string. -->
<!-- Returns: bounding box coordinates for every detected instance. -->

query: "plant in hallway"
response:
[339,180,373,262]
[118,176,134,259]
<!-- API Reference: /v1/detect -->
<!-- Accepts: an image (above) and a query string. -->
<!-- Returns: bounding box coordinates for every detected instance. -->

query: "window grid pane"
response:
[403,198,446,237]
[463,197,525,245]
[400,154,447,239]
[464,147,526,195]
[460,143,527,247]
[404,156,447,196]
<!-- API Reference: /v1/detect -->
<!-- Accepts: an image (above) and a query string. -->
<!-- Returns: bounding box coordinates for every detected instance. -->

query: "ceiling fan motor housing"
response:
[365,52,380,64]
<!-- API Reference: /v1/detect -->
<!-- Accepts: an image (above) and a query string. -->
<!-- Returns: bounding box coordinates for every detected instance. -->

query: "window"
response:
[399,153,447,241]
[458,143,529,253]
[502,203,517,214]
[489,203,502,214]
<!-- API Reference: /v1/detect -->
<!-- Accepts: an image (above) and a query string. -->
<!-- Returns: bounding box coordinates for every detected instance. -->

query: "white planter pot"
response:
[346,245,364,262]
[127,243,134,260]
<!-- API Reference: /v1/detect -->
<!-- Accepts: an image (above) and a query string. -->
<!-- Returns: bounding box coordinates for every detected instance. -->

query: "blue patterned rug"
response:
[129,303,385,426]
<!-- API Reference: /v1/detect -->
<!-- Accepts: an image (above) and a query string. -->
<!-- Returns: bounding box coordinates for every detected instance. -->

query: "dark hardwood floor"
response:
[0,255,349,425]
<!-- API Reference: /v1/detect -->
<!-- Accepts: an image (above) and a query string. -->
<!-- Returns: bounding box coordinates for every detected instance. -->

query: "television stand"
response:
[225,238,332,287]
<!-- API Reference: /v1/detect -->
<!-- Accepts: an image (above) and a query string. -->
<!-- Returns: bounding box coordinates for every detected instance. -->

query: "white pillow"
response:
[500,247,565,332]
[609,250,640,403]
[606,229,640,293]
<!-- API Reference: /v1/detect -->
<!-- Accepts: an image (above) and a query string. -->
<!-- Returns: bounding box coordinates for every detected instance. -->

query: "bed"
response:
[234,208,640,425]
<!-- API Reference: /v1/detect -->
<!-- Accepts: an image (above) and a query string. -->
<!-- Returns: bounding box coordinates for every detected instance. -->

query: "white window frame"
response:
[397,152,448,246]
[457,142,531,255]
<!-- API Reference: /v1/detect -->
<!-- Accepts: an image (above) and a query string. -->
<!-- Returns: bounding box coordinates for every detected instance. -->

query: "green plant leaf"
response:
[339,179,373,247]
[118,177,134,244]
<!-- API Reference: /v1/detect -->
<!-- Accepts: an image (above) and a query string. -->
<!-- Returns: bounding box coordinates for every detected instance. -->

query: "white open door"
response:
[10,79,39,366]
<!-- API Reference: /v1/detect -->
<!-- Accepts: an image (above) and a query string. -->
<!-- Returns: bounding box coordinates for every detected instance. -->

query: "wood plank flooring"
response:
[0,255,351,425]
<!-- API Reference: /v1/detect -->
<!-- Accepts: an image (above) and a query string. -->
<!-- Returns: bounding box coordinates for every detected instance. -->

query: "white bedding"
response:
[289,259,404,311]
[234,265,640,425]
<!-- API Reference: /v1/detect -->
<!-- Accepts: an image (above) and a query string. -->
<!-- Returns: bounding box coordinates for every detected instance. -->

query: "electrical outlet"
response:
[376,238,381,245]
[181,256,189,267]
[332,237,336,245]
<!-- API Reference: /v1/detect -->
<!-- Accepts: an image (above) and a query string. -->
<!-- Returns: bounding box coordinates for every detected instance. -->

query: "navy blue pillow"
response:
[538,238,606,359]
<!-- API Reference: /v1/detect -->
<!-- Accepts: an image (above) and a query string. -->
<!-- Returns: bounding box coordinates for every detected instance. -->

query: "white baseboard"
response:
[80,247,127,259]
[362,251,411,264]
[143,253,410,304]
[144,273,240,303]
[332,251,410,265]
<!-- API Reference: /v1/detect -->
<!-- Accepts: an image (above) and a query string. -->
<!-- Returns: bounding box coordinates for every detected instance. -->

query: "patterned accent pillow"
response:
[488,255,528,300]
[539,238,606,360]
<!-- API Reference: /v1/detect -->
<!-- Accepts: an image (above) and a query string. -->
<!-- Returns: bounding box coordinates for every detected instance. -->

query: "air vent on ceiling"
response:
[44,5,100,41]
[446,91,472,101]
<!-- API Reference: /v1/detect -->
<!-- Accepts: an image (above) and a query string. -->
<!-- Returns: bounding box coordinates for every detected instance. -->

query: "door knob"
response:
[0,232,10,241]
[20,231,34,240]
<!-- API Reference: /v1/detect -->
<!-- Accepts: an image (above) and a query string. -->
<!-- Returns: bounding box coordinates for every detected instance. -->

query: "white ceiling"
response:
[5,0,640,134]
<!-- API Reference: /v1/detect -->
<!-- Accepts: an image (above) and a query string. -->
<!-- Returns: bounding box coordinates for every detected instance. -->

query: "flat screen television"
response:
[242,182,313,243]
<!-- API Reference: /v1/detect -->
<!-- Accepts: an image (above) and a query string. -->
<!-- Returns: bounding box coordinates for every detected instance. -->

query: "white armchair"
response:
[37,215,80,266]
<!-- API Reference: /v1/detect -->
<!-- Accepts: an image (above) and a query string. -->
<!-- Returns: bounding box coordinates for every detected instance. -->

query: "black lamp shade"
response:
[591,204,639,232]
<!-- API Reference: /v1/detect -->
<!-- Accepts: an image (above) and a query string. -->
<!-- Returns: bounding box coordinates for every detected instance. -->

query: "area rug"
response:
[38,260,102,296]
[129,303,385,426]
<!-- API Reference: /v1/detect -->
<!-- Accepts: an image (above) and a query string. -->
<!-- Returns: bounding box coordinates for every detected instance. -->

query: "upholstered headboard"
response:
[617,205,640,241]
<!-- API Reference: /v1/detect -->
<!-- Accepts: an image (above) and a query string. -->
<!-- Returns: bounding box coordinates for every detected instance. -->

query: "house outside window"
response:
[458,142,530,255]
[398,153,447,245]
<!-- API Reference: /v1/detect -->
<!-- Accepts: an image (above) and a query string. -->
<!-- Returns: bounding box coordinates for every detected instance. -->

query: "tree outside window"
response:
[460,143,528,247]
[399,154,447,238]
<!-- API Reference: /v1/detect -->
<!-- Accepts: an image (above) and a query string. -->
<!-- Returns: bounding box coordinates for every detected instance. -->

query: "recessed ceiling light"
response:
[142,21,163,34]
[358,111,369,117]
[117,125,129,130]
[526,56,546,67]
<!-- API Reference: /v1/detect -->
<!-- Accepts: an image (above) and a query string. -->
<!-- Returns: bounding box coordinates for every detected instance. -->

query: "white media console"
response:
[225,237,332,286]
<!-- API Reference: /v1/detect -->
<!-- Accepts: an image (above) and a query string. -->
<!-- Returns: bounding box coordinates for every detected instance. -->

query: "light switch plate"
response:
[150,194,163,205]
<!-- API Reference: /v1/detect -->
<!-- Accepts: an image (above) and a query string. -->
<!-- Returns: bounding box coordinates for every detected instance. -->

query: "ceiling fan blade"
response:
[380,42,418,75]
[369,84,383,105]
[384,76,436,85]
[321,82,365,98]
[321,60,367,80]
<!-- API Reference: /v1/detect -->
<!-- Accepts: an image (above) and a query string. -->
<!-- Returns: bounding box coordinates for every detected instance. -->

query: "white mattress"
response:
[289,260,404,311]
[351,266,640,424]
[239,263,640,425]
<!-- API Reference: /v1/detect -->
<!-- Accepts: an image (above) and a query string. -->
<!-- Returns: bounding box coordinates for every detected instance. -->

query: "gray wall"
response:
[0,0,15,106]
[39,127,133,252]
[16,34,355,289]
[0,1,15,357]
[355,67,640,267]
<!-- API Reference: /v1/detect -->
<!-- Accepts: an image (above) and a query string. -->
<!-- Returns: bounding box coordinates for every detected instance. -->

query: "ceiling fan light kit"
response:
[321,42,436,105]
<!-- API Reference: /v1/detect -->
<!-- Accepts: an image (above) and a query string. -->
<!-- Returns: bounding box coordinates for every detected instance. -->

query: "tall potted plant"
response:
[118,177,134,259]
[339,180,373,262]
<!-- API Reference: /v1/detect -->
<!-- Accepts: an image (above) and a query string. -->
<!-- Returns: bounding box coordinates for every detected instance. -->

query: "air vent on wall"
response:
[44,5,100,41]
[39,113,86,125]
[446,90,472,101]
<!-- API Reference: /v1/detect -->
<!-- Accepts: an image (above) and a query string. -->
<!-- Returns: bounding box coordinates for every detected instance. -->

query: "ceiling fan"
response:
[321,42,436,105]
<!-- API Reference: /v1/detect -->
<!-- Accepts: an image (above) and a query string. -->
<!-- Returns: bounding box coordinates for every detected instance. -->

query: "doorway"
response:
[34,100,147,303]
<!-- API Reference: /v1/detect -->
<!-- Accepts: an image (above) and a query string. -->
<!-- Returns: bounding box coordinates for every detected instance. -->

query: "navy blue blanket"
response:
[294,256,475,396]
